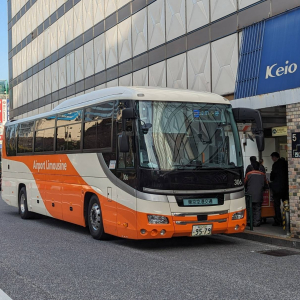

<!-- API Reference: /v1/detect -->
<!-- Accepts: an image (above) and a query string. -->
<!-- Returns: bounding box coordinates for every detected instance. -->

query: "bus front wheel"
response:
[19,187,33,219]
[87,195,109,240]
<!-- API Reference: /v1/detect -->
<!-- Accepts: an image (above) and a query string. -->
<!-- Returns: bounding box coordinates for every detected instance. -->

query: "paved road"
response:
[1,199,300,300]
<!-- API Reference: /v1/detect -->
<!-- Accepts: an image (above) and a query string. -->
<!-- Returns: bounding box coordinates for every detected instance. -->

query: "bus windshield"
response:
[137,101,243,171]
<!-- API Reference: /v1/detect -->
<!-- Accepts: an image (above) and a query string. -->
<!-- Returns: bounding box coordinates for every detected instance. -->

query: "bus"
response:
[1,87,264,240]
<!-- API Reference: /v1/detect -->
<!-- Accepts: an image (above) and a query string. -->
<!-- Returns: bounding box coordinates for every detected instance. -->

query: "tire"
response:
[19,187,34,219]
[87,195,109,240]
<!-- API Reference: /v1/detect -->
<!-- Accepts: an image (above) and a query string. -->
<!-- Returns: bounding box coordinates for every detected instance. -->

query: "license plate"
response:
[183,198,218,206]
[192,225,212,237]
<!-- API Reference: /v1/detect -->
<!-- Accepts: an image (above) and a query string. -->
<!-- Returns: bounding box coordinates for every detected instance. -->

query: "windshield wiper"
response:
[161,162,202,177]
[203,167,240,176]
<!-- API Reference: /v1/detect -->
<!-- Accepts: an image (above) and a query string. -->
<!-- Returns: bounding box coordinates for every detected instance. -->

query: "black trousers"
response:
[252,202,262,225]
[273,193,284,224]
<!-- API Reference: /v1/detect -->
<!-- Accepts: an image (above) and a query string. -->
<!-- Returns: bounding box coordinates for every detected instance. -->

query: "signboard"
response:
[0,99,2,123]
[292,132,300,158]
[7,99,9,121]
[272,126,287,137]
[257,8,300,95]
[2,99,7,124]
[0,125,4,141]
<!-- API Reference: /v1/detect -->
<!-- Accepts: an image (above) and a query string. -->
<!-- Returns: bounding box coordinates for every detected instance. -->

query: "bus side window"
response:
[5,125,16,156]
[17,121,34,153]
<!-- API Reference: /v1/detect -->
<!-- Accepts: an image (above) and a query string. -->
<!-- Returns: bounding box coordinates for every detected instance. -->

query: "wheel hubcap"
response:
[20,194,26,214]
[89,203,101,231]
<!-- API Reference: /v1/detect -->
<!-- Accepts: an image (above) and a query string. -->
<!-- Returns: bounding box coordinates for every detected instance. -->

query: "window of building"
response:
[83,102,113,150]
[56,110,82,151]
[17,121,34,153]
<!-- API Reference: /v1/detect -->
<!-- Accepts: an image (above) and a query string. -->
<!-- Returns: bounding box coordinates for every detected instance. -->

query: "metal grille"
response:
[235,21,266,99]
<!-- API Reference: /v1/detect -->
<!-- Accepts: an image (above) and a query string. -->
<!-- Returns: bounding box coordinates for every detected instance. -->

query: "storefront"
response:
[232,7,300,238]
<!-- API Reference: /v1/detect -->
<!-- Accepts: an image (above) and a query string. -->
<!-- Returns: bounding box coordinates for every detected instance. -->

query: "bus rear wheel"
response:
[87,195,109,240]
[19,187,33,219]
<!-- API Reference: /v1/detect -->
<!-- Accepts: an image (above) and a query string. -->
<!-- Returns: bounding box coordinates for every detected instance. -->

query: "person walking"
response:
[245,161,268,227]
[270,152,289,226]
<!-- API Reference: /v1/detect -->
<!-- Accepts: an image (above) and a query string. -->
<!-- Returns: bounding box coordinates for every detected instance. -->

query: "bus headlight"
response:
[148,215,169,224]
[232,211,245,220]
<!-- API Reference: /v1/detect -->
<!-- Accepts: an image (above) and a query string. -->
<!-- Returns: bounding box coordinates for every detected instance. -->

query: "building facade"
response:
[7,0,300,237]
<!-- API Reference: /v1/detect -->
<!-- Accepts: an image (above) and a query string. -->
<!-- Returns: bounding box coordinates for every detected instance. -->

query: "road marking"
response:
[0,289,12,300]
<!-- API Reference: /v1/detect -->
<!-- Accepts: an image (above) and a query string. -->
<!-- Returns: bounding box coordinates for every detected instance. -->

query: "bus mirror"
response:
[122,108,136,131]
[232,108,265,152]
[119,132,130,153]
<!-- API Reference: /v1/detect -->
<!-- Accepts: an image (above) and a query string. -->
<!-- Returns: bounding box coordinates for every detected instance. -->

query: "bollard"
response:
[282,200,291,236]
[245,194,253,231]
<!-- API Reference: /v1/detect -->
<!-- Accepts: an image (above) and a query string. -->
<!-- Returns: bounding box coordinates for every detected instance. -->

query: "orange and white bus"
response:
[2,87,264,240]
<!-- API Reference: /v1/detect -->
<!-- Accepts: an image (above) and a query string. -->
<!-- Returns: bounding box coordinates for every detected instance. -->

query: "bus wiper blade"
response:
[205,167,240,176]
[161,163,202,177]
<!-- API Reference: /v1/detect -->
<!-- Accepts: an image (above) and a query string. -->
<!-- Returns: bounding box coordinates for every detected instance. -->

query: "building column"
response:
[287,103,300,239]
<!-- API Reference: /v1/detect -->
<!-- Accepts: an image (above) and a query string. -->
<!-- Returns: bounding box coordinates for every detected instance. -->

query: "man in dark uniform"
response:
[245,156,265,175]
[270,152,289,226]
[245,161,268,227]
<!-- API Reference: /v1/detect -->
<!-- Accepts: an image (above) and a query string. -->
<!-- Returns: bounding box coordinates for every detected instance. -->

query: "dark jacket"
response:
[270,158,288,196]
[245,170,268,203]
[245,164,265,175]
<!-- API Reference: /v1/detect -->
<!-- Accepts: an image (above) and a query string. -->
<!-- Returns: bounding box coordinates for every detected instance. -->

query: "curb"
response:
[232,230,300,249]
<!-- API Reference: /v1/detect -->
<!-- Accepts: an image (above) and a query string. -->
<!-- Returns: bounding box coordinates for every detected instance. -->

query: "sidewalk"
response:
[232,218,300,249]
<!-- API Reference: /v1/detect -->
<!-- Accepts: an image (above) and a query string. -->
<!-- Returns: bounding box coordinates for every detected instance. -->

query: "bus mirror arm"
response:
[119,132,130,153]
[122,108,136,131]
[232,108,265,152]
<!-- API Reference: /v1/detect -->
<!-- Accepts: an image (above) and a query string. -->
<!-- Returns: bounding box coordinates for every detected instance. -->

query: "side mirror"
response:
[255,133,265,152]
[119,132,129,153]
[122,108,136,131]
[141,123,152,134]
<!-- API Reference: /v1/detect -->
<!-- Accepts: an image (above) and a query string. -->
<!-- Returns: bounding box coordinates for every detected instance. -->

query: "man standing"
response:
[270,152,289,226]
[245,156,265,175]
[245,161,268,227]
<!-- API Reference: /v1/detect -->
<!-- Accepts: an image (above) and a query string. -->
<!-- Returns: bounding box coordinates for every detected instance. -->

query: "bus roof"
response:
[7,87,229,125]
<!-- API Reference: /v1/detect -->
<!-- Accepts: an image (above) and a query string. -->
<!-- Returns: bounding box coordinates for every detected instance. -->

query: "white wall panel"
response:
[95,84,106,90]
[50,0,57,15]
[65,8,74,44]
[133,68,148,86]
[57,16,66,49]
[167,54,187,89]
[149,61,166,87]
[20,15,26,42]
[15,0,20,16]
[32,38,38,66]
[58,57,67,89]
[42,0,50,21]
[33,73,39,101]
[45,66,52,96]
[37,32,44,62]
[85,88,95,94]
[212,33,238,95]
[25,9,32,37]
[66,52,75,86]
[118,17,132,63]
[12,25,16,49]
[17,82,22,107]
[44,28,51,58]
[31,3,37,33]
[51,62,59,92]
[57,0,66,9]
[132,8,148,57]
[45,104,52,113]
[74,2,84,38]
[21,47,27,74]
[93,0,105,24]
[107,79,118,88]
[50,22,58,54]
[27,43,32,70]
[166,0,186,42]
[238,0,259,9]
[17,52,22,77]
[94,34,106,73]
[84,40,95,77]
[16,22,21,47]
[187,44,211,92]
[37,0,44,27]
[105,0,117,17]
[75,47,84,82]
[106,27,118,68]
[119,74,132,86]
[20,0,26,9]
[11,0,16,19]
[27,76,33,103]
[38,69,45,98]
[32,109,39,117]
[13,85,18,109]
[83,0,94,31]
[211,0,237,22]
[118,0,130,8]
[187,0,209,32]
[148,0,165,49]
[22,79,28,106]
[13,57,17,79]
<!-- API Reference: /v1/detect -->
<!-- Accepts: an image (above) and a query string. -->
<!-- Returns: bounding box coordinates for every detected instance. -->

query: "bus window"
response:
[83,102,113,150]
[35,117,56,152]
[17,121,34,153]
[56,110,82,151]
[5,125,16,156]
